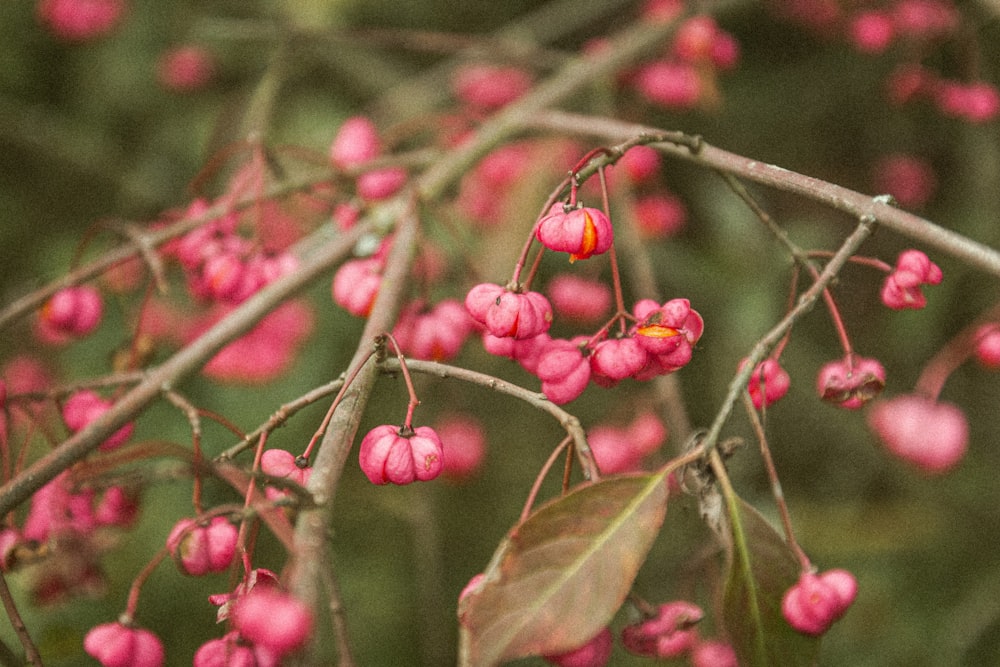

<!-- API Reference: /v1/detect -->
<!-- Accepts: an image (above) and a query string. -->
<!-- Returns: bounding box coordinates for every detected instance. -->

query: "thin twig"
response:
[0,568,42,665]
[698,218,877,461]
[0,220,372,519]
[379,357,597,480]
[526,110,1000,278]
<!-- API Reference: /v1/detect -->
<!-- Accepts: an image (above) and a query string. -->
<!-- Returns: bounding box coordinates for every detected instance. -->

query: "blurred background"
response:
[2,0,1000,665]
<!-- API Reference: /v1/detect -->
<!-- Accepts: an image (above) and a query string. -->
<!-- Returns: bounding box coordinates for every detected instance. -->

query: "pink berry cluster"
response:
[260,447,313,502]
[451,63,533,115]
[771,0,999,123]
[197,568,313,665]
[614,145,688,240]
[433,413,488,481]
[627,9,740,112]
[174,200,299,306]
[391,299,476,361]
[329,116,408,202]
[741,357,792,409]
[85,622,163,667]
[6,470,137,603]
[782,568,858,636]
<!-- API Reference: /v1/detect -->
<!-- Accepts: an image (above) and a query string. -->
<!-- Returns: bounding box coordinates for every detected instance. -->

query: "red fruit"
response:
[544,627,613,667]
[873,154,937,209]
[633,61,702,109]
[741,357,791,408]
[536,205,614,262]
[590,337,647,384]
[194,632,271,667]
[38,285,103,341]
[868,395,968,473]
[632,193,686,239]
[465,284,553,340]
[233,587,313,656]
[691,639,738,667]
[356,166,407,201]
[547,274,611,323]
[435,415,487,481]
[632,298,704,376]
[816,355,885,409]
[880,249,942,310]
[157,45,214,92]
[782,569,857,636]
[672,16,719,62]
[617,145,661,183]
[359,425,444,485]
[536,338,592,404]
[62,390,134,451]
[202,300,314,384]
[452,64,532,111]
[849,11,895,53]
[332,258,383,317]
[38,0,126,42]
[974,324,1000,369]
[330,116,381,169]
[84,622,164,667]
[167,517,238,577]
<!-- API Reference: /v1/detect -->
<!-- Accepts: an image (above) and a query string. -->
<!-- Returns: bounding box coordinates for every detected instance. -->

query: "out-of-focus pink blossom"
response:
[868,394,967,473]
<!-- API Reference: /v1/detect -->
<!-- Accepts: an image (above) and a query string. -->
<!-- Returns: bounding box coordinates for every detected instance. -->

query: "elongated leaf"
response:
[722,495,820,666]
[458,472,670,667]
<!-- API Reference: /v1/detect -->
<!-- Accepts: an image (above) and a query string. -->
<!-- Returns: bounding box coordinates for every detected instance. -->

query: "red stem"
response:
[384,334,421,431]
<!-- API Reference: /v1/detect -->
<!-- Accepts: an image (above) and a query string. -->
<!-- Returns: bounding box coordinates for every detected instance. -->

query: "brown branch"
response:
[0,221,371,519]
[381,357,596,479]
[287,203,420,661]
[526,110,1000,278]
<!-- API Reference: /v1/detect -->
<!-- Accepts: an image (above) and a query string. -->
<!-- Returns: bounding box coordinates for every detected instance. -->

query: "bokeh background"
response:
[2,0,1000,665]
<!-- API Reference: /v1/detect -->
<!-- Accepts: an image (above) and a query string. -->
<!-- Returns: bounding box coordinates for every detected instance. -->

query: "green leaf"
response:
[722,495,821,666]
[458,472,670,667]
